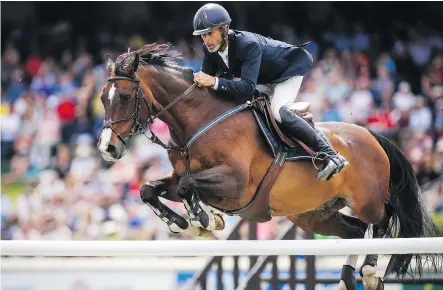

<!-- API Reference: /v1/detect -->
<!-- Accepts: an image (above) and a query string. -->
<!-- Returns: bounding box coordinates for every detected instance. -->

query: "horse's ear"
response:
[121,53,140,76]
[130,53,140,74]
[105,54,116,75]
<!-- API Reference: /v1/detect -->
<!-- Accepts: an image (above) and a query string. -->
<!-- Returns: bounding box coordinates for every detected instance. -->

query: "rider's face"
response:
[201,28,222,53]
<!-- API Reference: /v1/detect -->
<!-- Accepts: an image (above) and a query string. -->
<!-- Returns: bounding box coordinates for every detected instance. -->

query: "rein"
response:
[106,74,261,176]
[105,76,196,150]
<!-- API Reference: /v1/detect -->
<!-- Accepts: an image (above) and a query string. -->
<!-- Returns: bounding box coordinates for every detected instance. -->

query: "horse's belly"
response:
[268,161,338,216]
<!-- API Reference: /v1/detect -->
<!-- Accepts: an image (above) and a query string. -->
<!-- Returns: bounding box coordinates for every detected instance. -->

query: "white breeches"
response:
[256,76,304,123]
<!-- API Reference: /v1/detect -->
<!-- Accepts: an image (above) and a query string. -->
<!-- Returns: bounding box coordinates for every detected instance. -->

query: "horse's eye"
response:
[121,94,131,104]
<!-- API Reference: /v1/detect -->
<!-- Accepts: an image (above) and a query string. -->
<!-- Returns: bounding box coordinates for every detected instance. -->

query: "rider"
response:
[192,3,349,181]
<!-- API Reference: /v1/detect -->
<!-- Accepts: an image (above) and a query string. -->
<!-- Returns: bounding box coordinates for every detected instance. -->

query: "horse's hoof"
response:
[197,228,212,238]
[376,278,384,290]
[171,221,213,238]
[338,280,348,290]
[214,213,225,231]
[362,265,380,290]
[190,212,225,231]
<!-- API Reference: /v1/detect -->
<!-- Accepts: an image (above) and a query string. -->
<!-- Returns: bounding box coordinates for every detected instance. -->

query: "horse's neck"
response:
[170,89,235,144]
[146,70,234,145]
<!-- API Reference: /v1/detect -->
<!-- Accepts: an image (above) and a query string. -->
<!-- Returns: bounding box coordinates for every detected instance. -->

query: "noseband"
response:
[104,75,197,149]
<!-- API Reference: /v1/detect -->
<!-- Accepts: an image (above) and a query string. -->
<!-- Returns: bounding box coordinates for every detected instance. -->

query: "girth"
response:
[209,150,287,222]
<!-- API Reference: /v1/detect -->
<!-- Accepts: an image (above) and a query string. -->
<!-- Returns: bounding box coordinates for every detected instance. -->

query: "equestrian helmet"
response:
[193,3,231,36]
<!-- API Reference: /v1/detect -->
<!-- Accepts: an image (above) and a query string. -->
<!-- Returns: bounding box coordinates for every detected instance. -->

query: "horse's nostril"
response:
[107,144,117,154]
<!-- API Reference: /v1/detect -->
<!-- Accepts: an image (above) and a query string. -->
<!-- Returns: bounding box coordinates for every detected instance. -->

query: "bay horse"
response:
[97,43,442,290]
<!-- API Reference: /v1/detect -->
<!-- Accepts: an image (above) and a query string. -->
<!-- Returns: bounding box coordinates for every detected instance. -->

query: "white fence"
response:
[3,238,442,290]
[0,256,400,290]
[2,237,443,257]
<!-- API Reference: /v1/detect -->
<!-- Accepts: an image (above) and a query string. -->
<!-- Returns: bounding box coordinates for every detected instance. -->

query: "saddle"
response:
[251,92,316,157]
[222,92,322,223]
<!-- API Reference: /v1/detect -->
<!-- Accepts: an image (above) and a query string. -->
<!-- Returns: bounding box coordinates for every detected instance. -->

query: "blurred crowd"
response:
[1,16,443,241]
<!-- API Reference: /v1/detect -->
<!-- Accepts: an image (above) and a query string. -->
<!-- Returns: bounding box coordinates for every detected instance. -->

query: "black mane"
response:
[115,43,194,83]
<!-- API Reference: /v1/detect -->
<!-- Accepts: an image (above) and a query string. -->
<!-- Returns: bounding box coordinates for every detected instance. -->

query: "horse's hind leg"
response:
[140,171,211,237]
[360,203,393,290]
[288,206,368,290]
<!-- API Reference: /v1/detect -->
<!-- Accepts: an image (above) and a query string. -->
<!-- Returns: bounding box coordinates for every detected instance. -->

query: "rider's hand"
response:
[193,72,216,88]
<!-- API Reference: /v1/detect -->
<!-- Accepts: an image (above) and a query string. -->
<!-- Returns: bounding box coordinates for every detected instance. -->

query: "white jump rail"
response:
[1,238,442,257]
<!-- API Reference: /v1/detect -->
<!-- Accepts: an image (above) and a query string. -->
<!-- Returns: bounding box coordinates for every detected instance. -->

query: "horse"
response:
[96,43,442,290]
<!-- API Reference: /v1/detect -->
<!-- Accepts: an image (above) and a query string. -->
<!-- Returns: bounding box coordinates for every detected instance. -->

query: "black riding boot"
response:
[279,106,350,181]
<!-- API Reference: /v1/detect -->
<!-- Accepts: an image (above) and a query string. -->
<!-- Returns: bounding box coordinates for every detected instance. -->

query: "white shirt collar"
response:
[218,44,229,67]
[218,44,228,56]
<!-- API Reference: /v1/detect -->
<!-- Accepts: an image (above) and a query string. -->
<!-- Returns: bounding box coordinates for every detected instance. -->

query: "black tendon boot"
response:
[279,106,350,181]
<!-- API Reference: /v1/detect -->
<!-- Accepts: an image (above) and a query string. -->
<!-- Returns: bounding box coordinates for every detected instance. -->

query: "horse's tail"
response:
[368,130,442,279]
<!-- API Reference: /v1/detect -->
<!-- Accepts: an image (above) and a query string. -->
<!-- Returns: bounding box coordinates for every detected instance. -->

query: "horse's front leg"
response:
[178,164,246,231]
[140,171,211,237]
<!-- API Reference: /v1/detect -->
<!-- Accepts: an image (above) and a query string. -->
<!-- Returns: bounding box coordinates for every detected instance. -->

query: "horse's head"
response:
[97,43,203,162]
[97,52,149,161]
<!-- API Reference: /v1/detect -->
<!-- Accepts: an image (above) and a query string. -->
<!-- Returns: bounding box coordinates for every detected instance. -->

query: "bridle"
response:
[104,74,197,149]
[103,76,148,148]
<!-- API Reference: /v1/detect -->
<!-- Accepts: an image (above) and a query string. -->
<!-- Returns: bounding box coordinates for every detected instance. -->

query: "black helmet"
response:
[193,3,231,36]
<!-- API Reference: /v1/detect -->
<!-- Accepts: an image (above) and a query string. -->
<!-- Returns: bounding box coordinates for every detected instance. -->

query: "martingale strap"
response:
[185,101,254,150]
[178,100,258,175]
[142,78,263,176]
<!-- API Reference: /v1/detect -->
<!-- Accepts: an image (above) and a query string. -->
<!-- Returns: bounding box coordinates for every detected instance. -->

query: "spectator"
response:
[347,79,374,125]
[372,64,395,107]
[392,81,416,128]
[324,67,351,105]
[409,96,433,132]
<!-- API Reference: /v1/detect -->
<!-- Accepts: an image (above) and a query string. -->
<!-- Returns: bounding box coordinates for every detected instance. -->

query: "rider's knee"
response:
[272,105,284,123]
[277,105,297,123]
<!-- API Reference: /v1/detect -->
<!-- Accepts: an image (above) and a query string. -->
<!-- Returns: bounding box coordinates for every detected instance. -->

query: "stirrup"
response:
[315,154,349,182]
[311,151,337,171]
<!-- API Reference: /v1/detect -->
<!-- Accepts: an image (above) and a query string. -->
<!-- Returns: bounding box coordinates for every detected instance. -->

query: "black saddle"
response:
[250,92,317,161]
